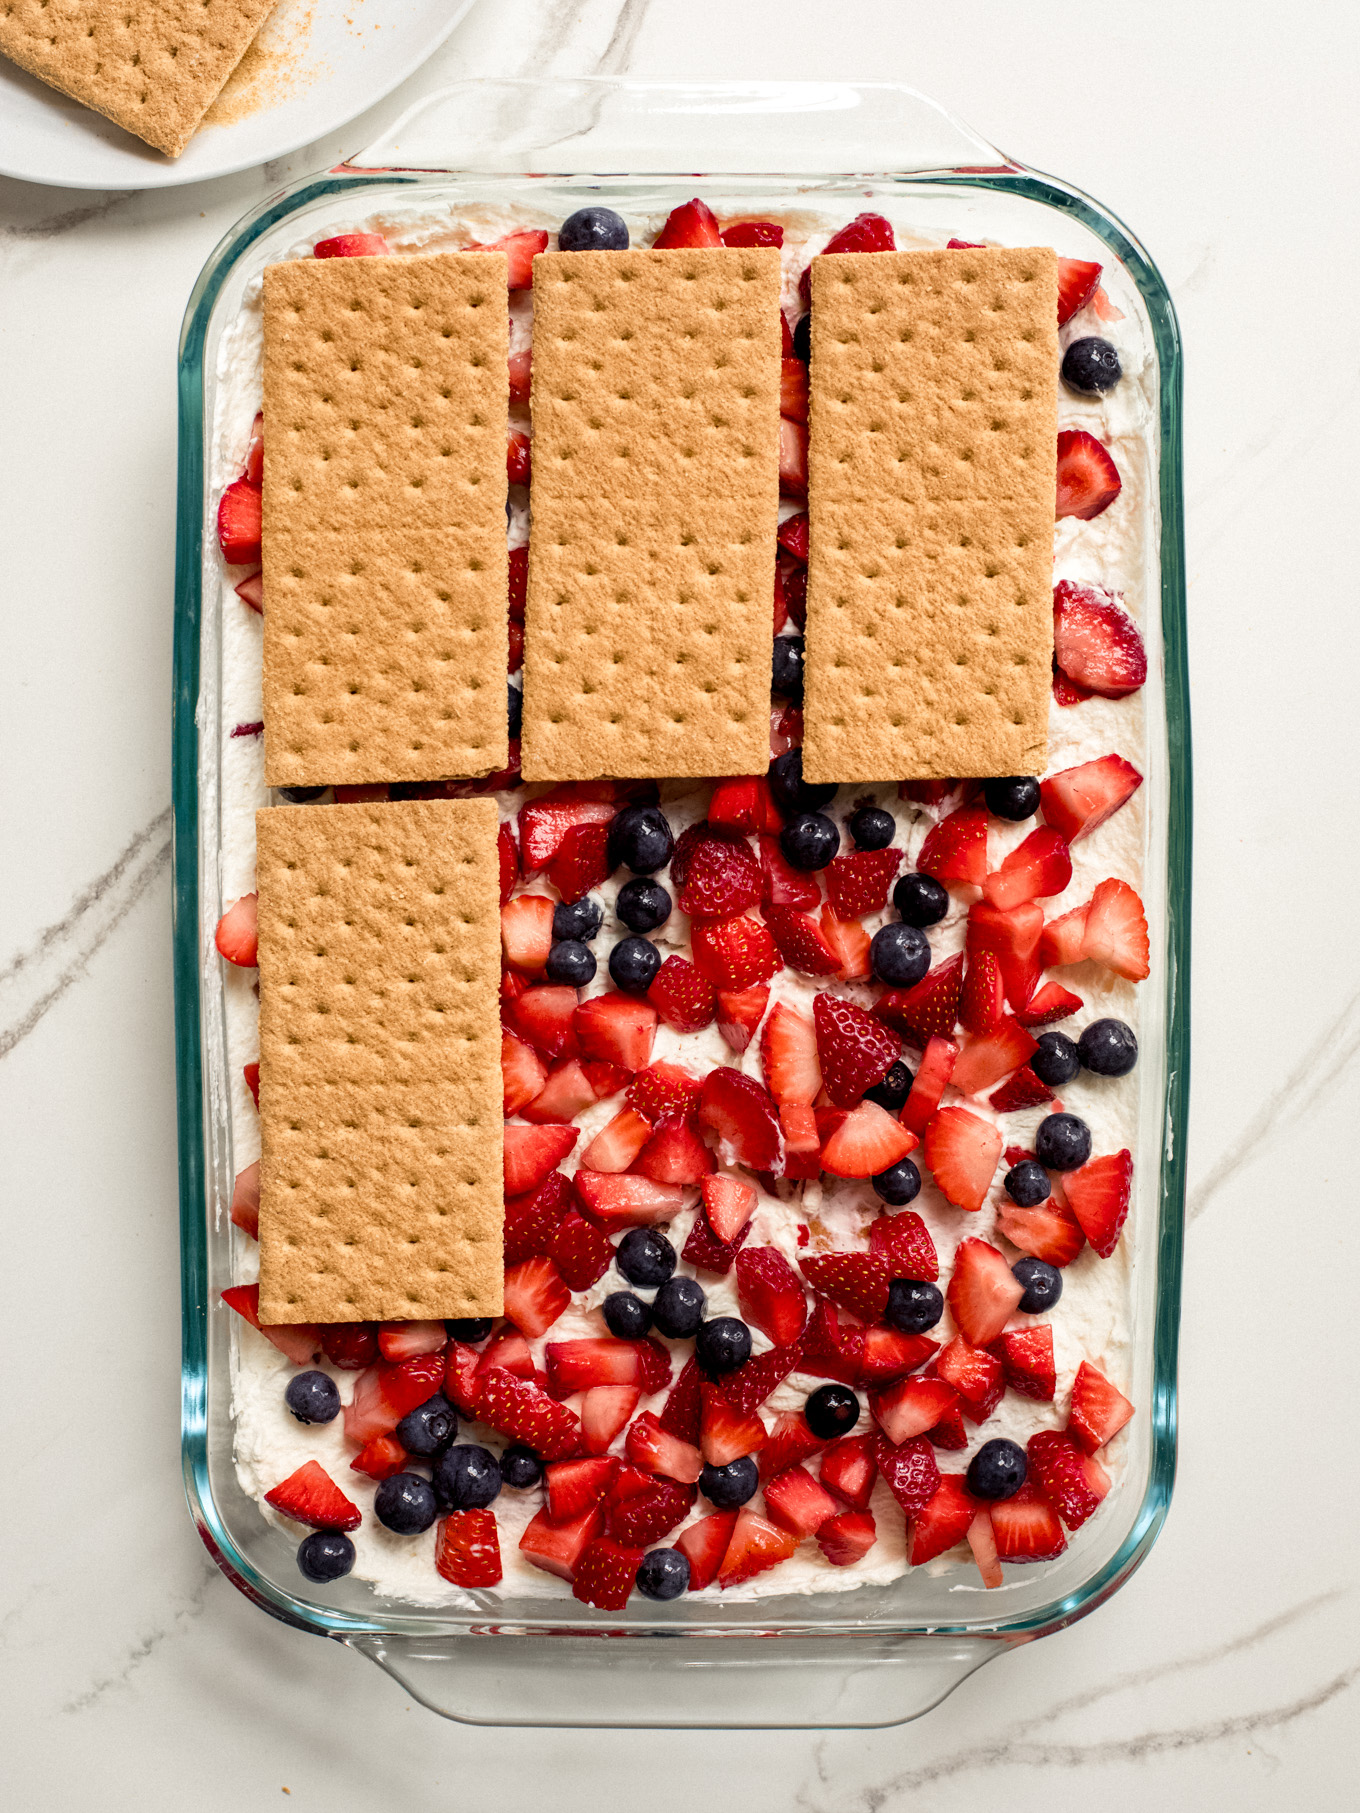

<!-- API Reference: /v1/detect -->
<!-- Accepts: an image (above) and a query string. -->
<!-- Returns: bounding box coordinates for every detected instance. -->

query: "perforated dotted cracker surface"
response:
[521,248,782,782]
[255,799,504,1325]
[802,247,1059,783]
[0,0,274,157]
[262,254,509,788]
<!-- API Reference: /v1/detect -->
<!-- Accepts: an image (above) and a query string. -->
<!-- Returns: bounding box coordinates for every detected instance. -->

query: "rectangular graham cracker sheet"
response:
[0,0,274,158]
[262,253,509,789]
[255,798,504,1325]
[521,247,783,781]
[802,247,1059,783]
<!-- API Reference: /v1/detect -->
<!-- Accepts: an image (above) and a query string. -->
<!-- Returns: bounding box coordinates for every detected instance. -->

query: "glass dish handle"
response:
[348,1631,1000,1728]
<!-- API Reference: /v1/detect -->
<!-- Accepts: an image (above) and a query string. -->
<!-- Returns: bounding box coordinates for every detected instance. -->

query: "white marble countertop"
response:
[2,0,1357,1804]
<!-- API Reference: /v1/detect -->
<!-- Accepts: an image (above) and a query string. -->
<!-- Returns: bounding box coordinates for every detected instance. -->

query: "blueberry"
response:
[893,871,948,928]
[872,1158,921,1205]
[607,804,673,876]
[297,1530,355,1583]
[603,1290,652,1339]
[1035,1112,1092,1172]
[636,1546,691,1601]
[695,1316,752,1376]
[374,1471,439,1535]
[558,206,630,252]
[792,312,812,362]
[865,1060,913,1113]
[500,1445,543,1489]
[700,1454,760,1507]
[1077,1017,1139,1078]
[616,1228,677,1289]
[445,1317,493,1343]
[432,1443,503,1511]
[1012,1256,1064,1314]
[966,1437,1027,1502]
[546,939,597,986]
[871,921,931,988]
[394,1391,458,1458]
[553,895,603,943]
[1062,335,1122,395]
[884,1278,944,1335]
[849,804,895,851]
[769,748,837,815]
[284,1370,341,1425]
[804,1383,860,1439]
[1031,1031,1080,1086]
[278,786,325,803]
[507,680,523,741]
[651,1275,706,1339]
[609,935,661,995]
[772,634,805,702]
[780,811,838,871]
[983,775,1041,821]
[1003,1159,1051,1207]
[616,877,672,933]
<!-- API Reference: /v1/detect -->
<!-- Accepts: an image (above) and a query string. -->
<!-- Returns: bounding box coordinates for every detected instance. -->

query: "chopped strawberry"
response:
[507,346,531,405]
[758,1003,820,1106]
[926,1403,969,1450]
[701,1174,757,1244]
[579,1107,653,1174]
[653,198,722,248]
[265,1461,360,1532]
[780,357,809,423]
[819,907,871,981]
[759,833,821,910]
[1081,1450,1112,1505]
[876,954,964,1045]
[868,1209,938,1282]
[735,1246,809,1346]
[982,829,1073,913]
[229,1161,260,1239]
[497,820,519,907]
[684,1208,751,1276]
[377,1320,446,1361]
[675,1510,739,1590]
[799,1299,863,1387]
[649,956,719,1034]
[234,570,263,612]
[718,1509,800,1587]
[995,1196,1087,1269]
[967,1506,1004,1587]
[313,232,390,258]
[918,804,989,887]
[1056,427,1122,520]
[1052,580,1147,698]
[908,1473,976,1564]
[503,1029,549,1117]
[820,1101,919,1178]
[698,1067,782,1170]
[935,1336,1004,1420]
[503,1122,577,1196]
[632,1338,673,1395]
[547,822,611,902]
[946,1238,1025,1344]
[779,416,808,499]
[895,1035,957,1136]
[813,993,898,1108]
[1064,1149,1134,1257]
[874,1433,941,1515]
[544,1456,620,1525]
[443,1342,485,1415]
[1081,881,1150,982]
[519,1502,603,1581]
[634,1115,714,1185]
[1056,256,1102,325]
[967,899,1044,1013]
[469,226,548,288]
[1027,1429,1103,1528]
[819,1433,878,1511]
[708,776,763,832]
[435,1507,503,1587]
[759,1408,827,1480]
[720,1343,804,1417]
[625,1060,700,1124]
[1067,1361,1134,1453]
[950,1019,1038,1098]
[215,893,258,966]
[518,791,616,875]
[579,1385,642,1456]
[503,1171,572,1266]
[574,991,658,1069]
[500,894,555,973]
[503,1256,571,1339]
[625,1411,704,1484]
[700,1384,767,1466]
[777,1102,822,1180]
[959,949,1004,1034]
[990,1481,1068,1562]
[507,428,531,486]
[319,1320,378,1370]
[521,1056,597,1123]
[722,219,784,248]
[217,477,262,565]
[220,1284,318,1365]
[859,1327,939,1386]
[658,1355,703,1442]
[606,1478,695,1546]
[349,1432,409,1481]
[573,1172,687,1231]
[677,829,762,920]
[764,1463,840,1538]
[477,1368,581,1460]
[810,1508,872,1567]
[1040,753,1143,844]
[476,1330,534,1380]
[872,1376,958,1445]
[777,512,809,564]
[922,1108,1002,1211]
[507,544,528,620]
[801,1251,891,1323]
[691,914,780,991]
[988,1068,1054,1113]
[990,1325,1056,1402]
[1052,665,1094,707]
[1038,903,1090,969]
[1015,982,1084,1027]
[824,848,901,919]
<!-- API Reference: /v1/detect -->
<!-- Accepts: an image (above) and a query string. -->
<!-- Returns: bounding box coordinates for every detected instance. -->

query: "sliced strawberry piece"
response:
[873,1432,941,1515]
[507,346,532,405]
[606,1478,695,1546]
[507,428,532,486]
[350,1432,410,1481]
[819,1433,877,1511]
[580,1382,642,1456]
[720,1343,804,1417]
[377,1319,446,1361]
[1015,982,1084,1027]
[634,1115,714,1185]
[825,848,901,919]
[871,1376,959,1445]
[234,570,263,612]
[503,1029,549,1116]
[215,893,258,966]
[442,1342,484,1415]
[1040,754,1143,844]
[625,1411,704,1484]
[633,1338,673,1395]
[950,1019,1038,1098]
[319,1320,378,1371]
[545,1456,620,1524]
[502,1256,571,1339]
[229,1161,260,1239]
[759,833,821,910]
[868,1210,938,1282]
[1081,881,1150,982]
[497,821,519,908]
[1027,1429,1103,1529]
[718,1508,801,1587]
[780,357,809,423]
[518,792,616,875]
[503,1122,577,1196]
[265,1461,360,1532]
[722,219,785,248]
[314,232,389,258]
[653,198,722,248]
[758,1003,820,1107]
[735,1246,808,1347]
[579,1107,653,1174]
[1038,903,1091,969]
[991,1325,1057,1402]
[708,776,763,833]
[990,1480,1068,1562]
[677,830,762,921]
[336,1354,444,1447]
[956,951,1004,1043]
[918,804,989,887]
[820,1101,918,1178]
[217,478,262,565]
[691,915,780,991]
[935,1336,1004,1421]
[812,993,898,1108]
[758,1409,827,1481]
[500,894,556,973]
[1052,580,1148,698]
[1056,428,1122,520]
[547,822,610,902]
[435,1507,502,1587]
[946,1237,1025,1344]
[1067,1360,1134,1453]
[967,899,1044,1013]
[1064,1149,1134,1257]
[521,1057,596,1124]
[799,1299,863,1387]
[700,1384,767,1467]
[506,544,528,622]
[995,1196,1087,1268]
[627,1061,703,1124]
[649,955,719,1034]
[1052,665,1094,707]
[967,1506,1004,1588]
[776,1102,822,1180]
[573,1172,687,1231]
[477,1368,581,1460]
[876,954,964,1046]
[908,1473,976,1564]
[699,1067,782,1170]
[820,907,871,981]
[675,1510,739,1590]
[503,1171,572,1266]
[926,1403,969,1450]
[894,1035,956,1136]
[922,1107,1002,1211]
[220,1284,318,1365]
[470,226,548,289]
[812,1508,874,1567]
[801,1251,891,1322]
[574,991,658,1069]
[512,986,582,1062]
[519,1502,603,1581]
[859,1327,939,1386]
[777,511,809,562]
[659,1355,703,1442]
[701,1174,757,1245]
[988,1068,1054,1113]
[1057,256,1102,324]
[982,829,1073,912]
[764,1464,839,1538]
[779,416,808,499]
[476,1330,534,1380]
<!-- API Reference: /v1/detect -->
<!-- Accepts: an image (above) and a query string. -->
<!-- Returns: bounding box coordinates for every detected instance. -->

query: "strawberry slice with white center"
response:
[982,828,1073,912]
[990,1324,1057,1401]
[1027,1429,1103,1529]
[475,1331,533,1378]
[216,478,262,565]
[780,358,809,423]
[859,1327,939,1387]
[521,1055,597,1123]
[580,1384,642,1454]
[819,906,872,981]
[949,1018,1039,1098]
[935,1336,1004,1421]
[759,1004,820,1112]
[649,955,719,1033]
[825,848,902,919]
[817,1509,877,1567]
[967,900,1044,1014]
[1052,580,1148,698]
[779,417,808,499]
[1038,903,1090,969]
[868,1209,938,1281]
[821,1101,919,1178]
[500,894,555,973]
[701,1174,757,1245]
[625,1411,704,1483]
[691,915,780,991]
[1063,1149,1134,1256]
[502,1029,548,1116]
[917,803,989,886]
[907,1473,977,1565]
[653,198,722,248]
[633,1114,714,1185]
[502,1122,578,1196]
[899,1035,960,1137]
[376,1319,446,1361]
[759,1408,828,1480]
[573,1172,688,1231]
[700,1383,767,1467]
[220,1283,318,1365]
[314,233,390,258]
[995,1196,1087,1268]
[265,1461,361,1532]
[699,1067,782,1170]
[1055,428,1122,520]
[435,1508,503,1587]
[718,1509,800,1588]
[574,992,658,1069]
[215,893,258,966]
[545,1456,620,1524]
[517,789,616,875]
[873,1432,941,1515]
[763,1464,840,1538]
[716,984,770,1053]
[578,1107,654,1174]
[519,1502,603,1581]
[502,1255,571,1338]
[777,1101,822,1181]
[229,1161,260,1239]
[1040,754,1144,844]
[350,1433,410,1481]
[819,1433,878,1512]
[1015,982,1084,1028]
[676,1510,740,1591]
[990,1481,1068,1562]
[1081,882,1150,982]
[676,827,763,920]
[959,949,1004,1034]
[735,1247,809,1346]
[801,1251,891,1322]
[875,954,964,1045]
[466,227,548,289]
[1067,1361,1135,1453]
[1056,256,1102,324]
[967,1506,1004,1588]
[547,1207,614,1289]
[923,1107,1002,1211]
[945,1237,1025,1344]
[871,1376,959,1445]
[813,993,899,1107]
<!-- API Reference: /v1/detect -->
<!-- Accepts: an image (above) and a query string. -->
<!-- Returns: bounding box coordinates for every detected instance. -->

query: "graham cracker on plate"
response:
[801,247,1059,783]
[262,253,509,789]
[0,0,274,158]
[520,247,783,782]
[255,798,504,1325]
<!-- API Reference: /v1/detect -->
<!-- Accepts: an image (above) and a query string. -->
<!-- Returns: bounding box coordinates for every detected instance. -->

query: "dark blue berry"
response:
[297,1530,355,1582]
[769,748,837,815]
[607,804,673,876]
[616,1227,676,1289]
[885,1278,944,1334]
[1031,1031,1080,1086]
[603,1290,652,1339]
[636,1546,690,1600]
[507,680,523,741]
[871,921,930,987]
[616,877,672,932]
[374,1471,439,1535]
[546,939,596,986]
[983,775,1041,820]
[772,634,804,702]
[558,206,629,252]
[700,1454,760,1506]
[394,1391,458,1457]
[893,871,948,927]
[1035,1112,1092,1171]
[792,313,811,362]
[1078,1017,1138,1077]
[1062,336,1122,395]
[284,1370,341,1425]
[432,1443,502,1511]
[1012,1257,1064,1314]
[872,1157,921,1205]
[865,1060,913,1113]
[278,786,325,803]
[651,1275,705,1339]
[1004,1159,1051,1207]
[553,895,603,943]
[500,1445,543,1489]
[849,804,895,851]
[695,1316,752,1376]
[966,1437,1027,1502]
[445,1317,493,1343]
[804,1383,860,1438]
[609,935,661,994]
[780,811,838,871]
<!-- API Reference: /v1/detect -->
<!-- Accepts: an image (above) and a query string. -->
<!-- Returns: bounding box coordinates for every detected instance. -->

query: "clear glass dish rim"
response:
[172,100,1191,1650]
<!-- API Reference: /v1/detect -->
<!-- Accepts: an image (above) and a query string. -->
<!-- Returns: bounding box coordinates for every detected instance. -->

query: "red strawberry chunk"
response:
[1052,580,1148,698]
[777,511,808,562]
[801,1251,891,1323]
[573,1172,687,1231]
[476,1368,581,1460]
[926,1403,969,1450]
[476,1330,533,1380]
[649,955,719,1033]
[1040,754,1143,844]
[1057,256,1102,324]
[319,1320,378,1370]
[217,477,262,565]
[719,1343,804,1417]
[314,232,390,258]
[547,821,611,902]
[443,1342,484,1415]
[659,1355,703,1442]
[677,829,762,920]
[1064,1149,1134,1257]
[868,1210,938,1282]
[1052,666,1094,707]
[633,1337,673,1395]
[501,1255,572,1343]
[990,1481,1068,1562]
[579,1385,641,1454]
[265,1461,360,1531]
[821,1101,918,1178]
[759,834,821,910]
[982,828,1073,913]
[518,793,616,875]
[653,198,722,248]
[992,1325,1056,1402]
[923,1107,1002,1211]
[873,1433,941,1515]
[1016,982,1084,1027]
[778,416,808,498]
[819,906,872,982]
[1038,903,1091,969]
[691,915,780,991]
[718,1509,800,1587]
[825,848,901,919]
[764,904,840,975]
[502,1029,549,1117]
[701,1173,757,1244]
[735,1247,809,1347]
[996,1196,1087,1269]
[682,1208,753,1275]
[988,1067,1054,1113]
[699,1067,782,1170]
[1056,428,1122,520]
[967,1506,1003,1587]
[959,949,1004,1034]
[676,1510,739,1590]
[628,1061,703,1124]
[780,357,809,423]
[758,1409,827,1481]
[946,1238,1026,1345]
[503,1122,577,1196]
[512,986,581,1062]
[908,1473,976,1564]
[234,570,263,612]
[625,1411,704,1484]
[967,900,1044,1014]
[229,1161,260,1239]
[519,1503,602,1581]
[876,954,964,1046]
[776,1101,822,1180]
[707,776,763,832]
[871,1376,959,1445]
[859,1327,938,1386]
[350,1433,409,1481]
[799,1299,863,1387]
[497,820,519,906]
[507,428,531,487]
[503,1171,573,1266]
[893,1036,957,1140]
[545,1455,620,1523]
[1081,881,1150,982]
[935,1335,1004,1415]
[1067,1361,1135,1453]
[377,1320,447,1361]
[764,1464,840,1538]
[545,1206,612,1291]
[816,1508,876,1567]
[634,1115,714,1185]
[574,991,658,1069]
[1027,1429,1103,1529]
[950,1018,1038,1098]
[813,993,899,1107]
[722,219,785,248]
[220,1284,318,1365]
[500,894,555,973]
[579,1106,653,1174]
[215,893,258,966]
[824,212,896,255]
[819,1433,877,1511]
[605,1478,695,1545]
[761,1003,822,1107]
[918,804,989,887]
[700,1384,767,1466]
[471,226,548,289]
[435,1508,502,1587]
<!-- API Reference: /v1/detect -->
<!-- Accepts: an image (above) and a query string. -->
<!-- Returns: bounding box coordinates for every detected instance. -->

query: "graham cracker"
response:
[801,247,1059,783]
[255,798,504,1325]
[0,0,274,158]
[521,247,782,782]
[261,253,509,788]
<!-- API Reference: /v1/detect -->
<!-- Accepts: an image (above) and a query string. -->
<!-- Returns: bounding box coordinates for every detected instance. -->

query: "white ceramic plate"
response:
[0,0,475,191]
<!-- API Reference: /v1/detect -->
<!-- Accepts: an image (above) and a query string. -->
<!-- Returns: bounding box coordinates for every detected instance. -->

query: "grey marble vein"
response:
[60,1559,216,1715]
[0,190,134,243]
[0,806,171,1060]
[515,0,590,75]
[597,0,652,73]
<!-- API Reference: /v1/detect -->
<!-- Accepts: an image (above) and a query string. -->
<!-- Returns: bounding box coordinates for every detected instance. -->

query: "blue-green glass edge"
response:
[173,166,1189,1647]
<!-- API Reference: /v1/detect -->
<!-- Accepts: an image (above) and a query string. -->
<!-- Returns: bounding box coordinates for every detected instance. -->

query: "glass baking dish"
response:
[173,79,1190,1727]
